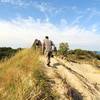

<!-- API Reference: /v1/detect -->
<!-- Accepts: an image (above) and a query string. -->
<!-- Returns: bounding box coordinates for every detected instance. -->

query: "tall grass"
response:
[0,49,57,100]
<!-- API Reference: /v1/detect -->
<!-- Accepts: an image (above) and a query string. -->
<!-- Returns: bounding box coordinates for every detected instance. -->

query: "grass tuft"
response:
[0,49,57,100]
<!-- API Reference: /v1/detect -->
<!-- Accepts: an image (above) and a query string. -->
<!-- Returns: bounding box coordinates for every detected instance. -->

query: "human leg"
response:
[47,51,52,66]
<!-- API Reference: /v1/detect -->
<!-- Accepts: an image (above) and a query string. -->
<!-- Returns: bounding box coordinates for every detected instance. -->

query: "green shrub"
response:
[58,42,69,56]
[96,54,100,60]
[0,47,20,60]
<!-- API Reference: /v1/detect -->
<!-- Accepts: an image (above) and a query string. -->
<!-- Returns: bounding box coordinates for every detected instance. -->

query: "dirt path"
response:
[41,57,70,100]
[41,56,100,100]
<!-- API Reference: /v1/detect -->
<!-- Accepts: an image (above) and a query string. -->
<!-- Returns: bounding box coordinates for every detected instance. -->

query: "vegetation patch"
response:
[0,49,57,100]
[57,42,100,67]
[0,47,21,60]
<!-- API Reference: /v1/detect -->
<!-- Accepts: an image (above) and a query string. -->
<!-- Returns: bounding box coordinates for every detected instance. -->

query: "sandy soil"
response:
[41,56,100,100]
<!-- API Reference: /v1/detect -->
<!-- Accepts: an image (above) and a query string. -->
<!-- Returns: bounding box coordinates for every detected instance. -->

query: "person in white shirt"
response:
[42,36,55,66]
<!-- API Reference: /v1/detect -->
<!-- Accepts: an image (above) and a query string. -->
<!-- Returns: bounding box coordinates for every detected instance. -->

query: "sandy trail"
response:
[41,57,70,100]
[41,56,100,100]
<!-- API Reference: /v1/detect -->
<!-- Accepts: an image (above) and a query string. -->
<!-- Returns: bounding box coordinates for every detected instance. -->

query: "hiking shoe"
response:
[47,63,50,67]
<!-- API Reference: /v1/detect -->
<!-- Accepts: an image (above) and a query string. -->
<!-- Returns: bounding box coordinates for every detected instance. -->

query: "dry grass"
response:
[0,49,56,100]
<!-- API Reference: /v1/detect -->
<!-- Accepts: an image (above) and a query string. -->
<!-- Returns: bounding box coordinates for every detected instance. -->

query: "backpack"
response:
[35,40,39,46]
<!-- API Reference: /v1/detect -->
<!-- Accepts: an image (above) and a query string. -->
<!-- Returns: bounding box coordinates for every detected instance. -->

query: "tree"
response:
[58,42,69,56]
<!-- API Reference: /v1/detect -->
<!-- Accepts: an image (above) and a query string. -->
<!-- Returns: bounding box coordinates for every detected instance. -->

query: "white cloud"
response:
[33,2,56,21]
[0,17,100,50]
[79,8,100,22]
[0,0,30,6]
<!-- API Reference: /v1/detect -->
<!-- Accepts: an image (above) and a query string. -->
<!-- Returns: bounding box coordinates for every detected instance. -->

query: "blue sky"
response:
[0,0,100,50]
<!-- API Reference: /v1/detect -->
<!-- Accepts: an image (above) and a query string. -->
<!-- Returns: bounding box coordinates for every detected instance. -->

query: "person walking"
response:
[42,36,55,66]
[32,39,42,49]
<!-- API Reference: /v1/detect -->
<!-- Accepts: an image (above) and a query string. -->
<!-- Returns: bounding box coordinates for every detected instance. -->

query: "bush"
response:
[73,49,97,59]
[96,54,100,60]
[58,42,69,56]
[0,47,19,60]
[74,49,86,55]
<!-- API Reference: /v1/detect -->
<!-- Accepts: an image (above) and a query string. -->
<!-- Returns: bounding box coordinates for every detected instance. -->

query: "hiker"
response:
[42,36,56,66]
[32,39,42,49]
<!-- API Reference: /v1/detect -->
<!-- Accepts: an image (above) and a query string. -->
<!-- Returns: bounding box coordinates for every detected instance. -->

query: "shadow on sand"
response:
[51,62,83,100]
[67,87,83,100]
[48,63,61,68]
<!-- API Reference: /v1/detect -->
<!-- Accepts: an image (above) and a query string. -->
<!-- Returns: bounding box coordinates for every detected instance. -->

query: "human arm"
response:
[42,41,45,55]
